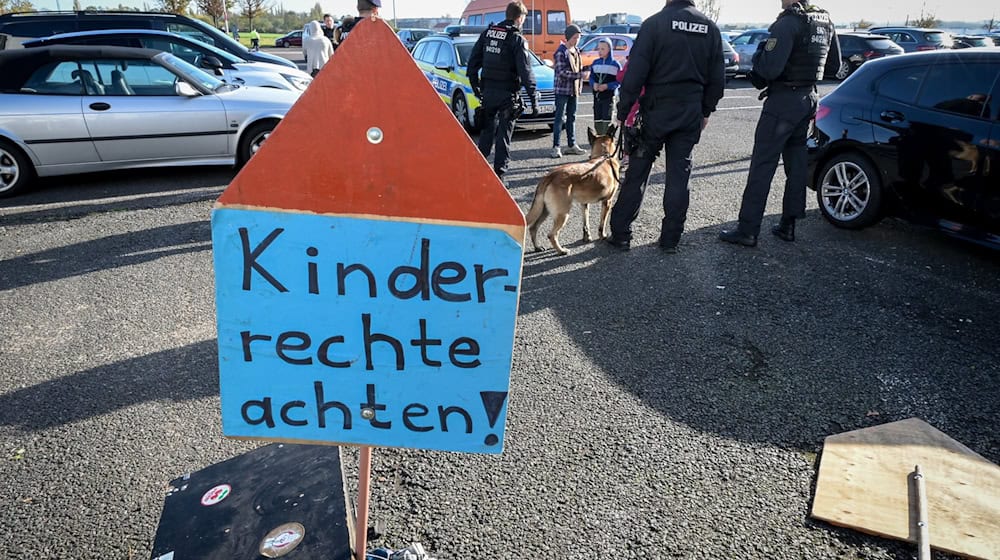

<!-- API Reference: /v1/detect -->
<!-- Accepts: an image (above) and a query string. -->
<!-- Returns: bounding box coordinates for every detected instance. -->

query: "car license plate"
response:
[537,105,555,114]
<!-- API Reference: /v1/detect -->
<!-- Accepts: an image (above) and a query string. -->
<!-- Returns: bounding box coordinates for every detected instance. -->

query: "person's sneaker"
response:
[566,144,588,155]
[550,146,562,158]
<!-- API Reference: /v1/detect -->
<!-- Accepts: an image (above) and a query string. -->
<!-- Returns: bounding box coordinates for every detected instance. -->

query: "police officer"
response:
[321,14,337,50]
[719,0,840,246]
[334,0,381,47]
[467,1,539,181]
[607,0,725,253]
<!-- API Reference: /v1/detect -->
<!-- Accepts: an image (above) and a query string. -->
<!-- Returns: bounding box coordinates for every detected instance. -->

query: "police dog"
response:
[525,127,620,255]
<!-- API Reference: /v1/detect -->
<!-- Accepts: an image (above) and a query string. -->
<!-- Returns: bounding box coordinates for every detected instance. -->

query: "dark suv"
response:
[867,27,952,52]
[807,49,1000,249]
[832,32,904,80]
[0,11,296,68]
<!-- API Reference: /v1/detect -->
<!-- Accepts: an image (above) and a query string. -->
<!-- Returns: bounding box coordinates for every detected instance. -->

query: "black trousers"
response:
[736,86,818,236]
[610,101,703,247]
[477,90,519,177]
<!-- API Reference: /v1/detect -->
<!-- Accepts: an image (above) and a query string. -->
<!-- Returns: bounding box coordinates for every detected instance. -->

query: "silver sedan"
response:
[0,44,299,197]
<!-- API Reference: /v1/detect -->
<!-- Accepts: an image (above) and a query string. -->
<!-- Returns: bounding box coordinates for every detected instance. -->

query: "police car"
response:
[411,30,556,132]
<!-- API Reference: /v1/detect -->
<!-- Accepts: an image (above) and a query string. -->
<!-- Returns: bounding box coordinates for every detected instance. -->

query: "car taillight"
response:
[916,45,936,51]
[734,52,740,63]
[863,50,875,58]
[815,103,832,123]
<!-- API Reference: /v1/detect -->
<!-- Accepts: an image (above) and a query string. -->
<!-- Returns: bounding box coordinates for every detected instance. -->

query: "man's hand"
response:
[701,117,709,131]
[473,86,482,100]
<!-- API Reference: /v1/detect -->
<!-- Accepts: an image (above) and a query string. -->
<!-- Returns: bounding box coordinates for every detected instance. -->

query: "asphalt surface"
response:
[1,49,998,559]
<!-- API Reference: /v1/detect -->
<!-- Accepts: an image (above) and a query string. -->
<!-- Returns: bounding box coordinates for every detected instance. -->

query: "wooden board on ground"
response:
[812,418,1000,559]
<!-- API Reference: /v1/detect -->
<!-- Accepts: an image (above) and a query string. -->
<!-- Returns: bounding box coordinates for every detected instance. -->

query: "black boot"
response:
[719,228,757,247]
[771,216,795,242]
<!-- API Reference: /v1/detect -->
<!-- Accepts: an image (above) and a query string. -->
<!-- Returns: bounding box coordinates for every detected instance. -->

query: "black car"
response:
[952,35,993,49]
[832,32,903,80]
[0,11,297,69]
[808,49,1000,249]
[867,26,952,52]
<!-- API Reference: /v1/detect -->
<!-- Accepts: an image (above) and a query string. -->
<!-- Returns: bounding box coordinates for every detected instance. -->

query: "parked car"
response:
[0,45,299,197]
[0,10,297,68]
[722,39,739,80]
[952,35,993,49]
[397,28,431,51]
[274,30,302,48]
[730,28,770,74]
[410,33,557,132]
[22,30,312,91]
[807,49,1000,249]
[867,27,953,52]
[578,33,633,74]
[593,24,641,34]
[832,32,904,80]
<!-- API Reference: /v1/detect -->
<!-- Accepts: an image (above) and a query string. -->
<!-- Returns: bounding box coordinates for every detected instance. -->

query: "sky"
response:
[30,0,997,26]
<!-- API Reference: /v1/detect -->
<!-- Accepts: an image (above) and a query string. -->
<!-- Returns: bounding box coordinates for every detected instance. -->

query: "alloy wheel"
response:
[835,59,851,80]
[0,147,21,192]
[820,161,870,222]
[453,95,469,129]
[249,131,270,156]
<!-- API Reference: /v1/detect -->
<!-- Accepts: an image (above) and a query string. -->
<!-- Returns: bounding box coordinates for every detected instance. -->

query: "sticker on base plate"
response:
[260,522,306,558]
[200,484,232,506]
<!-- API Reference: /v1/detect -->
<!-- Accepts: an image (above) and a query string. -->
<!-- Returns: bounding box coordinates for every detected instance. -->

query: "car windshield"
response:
[412,30,430,40]
[157,52,226,91]
[962,37,990,46]
[866,38,896,49]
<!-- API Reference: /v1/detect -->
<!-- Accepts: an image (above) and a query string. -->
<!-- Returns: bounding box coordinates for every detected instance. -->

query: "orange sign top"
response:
[217,17,525,230]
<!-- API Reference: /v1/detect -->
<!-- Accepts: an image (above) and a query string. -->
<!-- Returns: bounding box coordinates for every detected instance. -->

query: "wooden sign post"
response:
[211,16,525,560]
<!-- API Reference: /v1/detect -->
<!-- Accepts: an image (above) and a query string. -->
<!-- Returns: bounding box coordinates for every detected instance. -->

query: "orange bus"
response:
[460,0,571,63]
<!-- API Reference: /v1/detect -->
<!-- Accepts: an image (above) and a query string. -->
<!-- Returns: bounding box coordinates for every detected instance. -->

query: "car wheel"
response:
[816,152,883,229]
[835,58,853,81]
[452,93,473,131]
[0,139,35,198]
[238,121,277,166]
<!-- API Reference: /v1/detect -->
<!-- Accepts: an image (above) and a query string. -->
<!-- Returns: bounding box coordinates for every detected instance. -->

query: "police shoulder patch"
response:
[765,38,778,51]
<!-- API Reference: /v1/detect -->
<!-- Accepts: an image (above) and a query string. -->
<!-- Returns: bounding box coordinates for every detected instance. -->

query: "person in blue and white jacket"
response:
[589,38,622,136]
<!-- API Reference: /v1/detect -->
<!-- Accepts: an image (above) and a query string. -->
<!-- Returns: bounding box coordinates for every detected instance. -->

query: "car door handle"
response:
[880,110,905,123]
[89,102,111,111]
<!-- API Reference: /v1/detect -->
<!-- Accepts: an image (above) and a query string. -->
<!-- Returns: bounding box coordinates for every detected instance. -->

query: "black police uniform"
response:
[322,24,336,50]
[467,19,538,179]
[721,2,840,245]
[608,0,725,251]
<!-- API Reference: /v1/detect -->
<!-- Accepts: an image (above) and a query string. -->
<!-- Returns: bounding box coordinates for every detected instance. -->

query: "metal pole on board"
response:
[355,446,374,560]
[913,465,931,560]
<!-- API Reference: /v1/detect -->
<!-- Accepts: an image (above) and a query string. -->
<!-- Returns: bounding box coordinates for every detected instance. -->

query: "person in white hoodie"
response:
[303,20,333,77]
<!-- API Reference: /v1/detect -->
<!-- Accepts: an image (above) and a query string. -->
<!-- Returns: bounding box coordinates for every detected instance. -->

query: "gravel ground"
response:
[1,77,997,559]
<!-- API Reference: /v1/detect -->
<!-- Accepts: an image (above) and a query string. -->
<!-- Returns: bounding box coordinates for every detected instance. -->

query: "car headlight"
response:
[282,74,311,91]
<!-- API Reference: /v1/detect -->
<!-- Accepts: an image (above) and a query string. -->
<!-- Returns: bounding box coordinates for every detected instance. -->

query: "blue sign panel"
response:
[212,209,522,454]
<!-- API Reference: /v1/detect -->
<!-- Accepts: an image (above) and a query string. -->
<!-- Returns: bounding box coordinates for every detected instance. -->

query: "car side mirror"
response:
[434,62,453,72]
[200,55,224,74]
[175,81,201,97]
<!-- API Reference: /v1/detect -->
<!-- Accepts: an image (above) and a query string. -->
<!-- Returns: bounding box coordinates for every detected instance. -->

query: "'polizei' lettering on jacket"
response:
[672,20,709,34]
[486,28,508,40]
